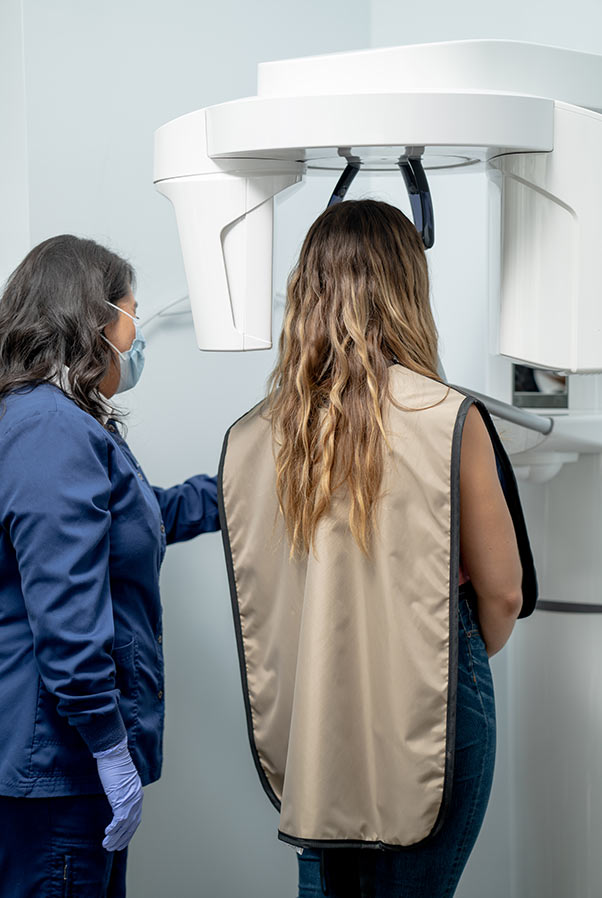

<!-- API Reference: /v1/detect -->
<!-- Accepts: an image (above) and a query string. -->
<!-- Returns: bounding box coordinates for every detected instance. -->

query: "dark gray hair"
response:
[0,234,135,423]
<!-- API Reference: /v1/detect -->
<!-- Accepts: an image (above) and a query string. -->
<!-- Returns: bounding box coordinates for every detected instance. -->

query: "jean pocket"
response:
[465,620,491,672]
[464,596,480,633]
[471,626,489,657]
[458,607,494,705]
[460,598,488,654]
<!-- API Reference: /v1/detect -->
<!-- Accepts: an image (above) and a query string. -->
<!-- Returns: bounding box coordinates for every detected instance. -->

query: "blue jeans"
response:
[297,583,496,898]
[0,793,128,898]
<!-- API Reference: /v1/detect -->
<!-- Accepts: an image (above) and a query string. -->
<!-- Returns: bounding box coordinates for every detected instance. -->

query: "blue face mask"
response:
[102,301,146,393]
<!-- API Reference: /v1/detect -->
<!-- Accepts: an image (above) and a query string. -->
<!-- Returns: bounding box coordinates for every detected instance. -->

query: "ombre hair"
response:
[266,199,444,557]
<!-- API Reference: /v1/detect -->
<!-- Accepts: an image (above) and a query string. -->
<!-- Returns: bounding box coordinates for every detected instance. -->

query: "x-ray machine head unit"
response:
[154,40,602,373]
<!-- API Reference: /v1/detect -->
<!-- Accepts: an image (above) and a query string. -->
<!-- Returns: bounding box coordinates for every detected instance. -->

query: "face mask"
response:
[102,301,146,393]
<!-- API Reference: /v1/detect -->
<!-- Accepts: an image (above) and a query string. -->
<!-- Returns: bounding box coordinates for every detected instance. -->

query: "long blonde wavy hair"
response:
[266,199,442,557]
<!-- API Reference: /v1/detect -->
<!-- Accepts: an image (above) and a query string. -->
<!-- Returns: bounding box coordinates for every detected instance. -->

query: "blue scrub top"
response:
[0,384,219,797]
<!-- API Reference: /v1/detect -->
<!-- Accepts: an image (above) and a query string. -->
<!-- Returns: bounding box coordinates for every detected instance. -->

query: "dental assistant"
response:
[0,235,219,897]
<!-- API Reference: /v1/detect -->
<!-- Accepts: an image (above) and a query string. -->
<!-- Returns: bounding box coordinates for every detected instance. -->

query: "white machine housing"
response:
[154,40,602,369]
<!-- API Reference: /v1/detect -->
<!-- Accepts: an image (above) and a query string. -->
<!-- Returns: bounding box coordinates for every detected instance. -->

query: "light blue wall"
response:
[16,2,370,896]
[0,0,30,283]
[371,0,602,53]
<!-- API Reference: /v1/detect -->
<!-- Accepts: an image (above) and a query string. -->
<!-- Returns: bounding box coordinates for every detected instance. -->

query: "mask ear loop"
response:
[105,300,139,322]
[325,156,435,249]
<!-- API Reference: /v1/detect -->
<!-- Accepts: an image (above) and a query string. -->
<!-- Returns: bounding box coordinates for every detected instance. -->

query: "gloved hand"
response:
[93,737,143,852]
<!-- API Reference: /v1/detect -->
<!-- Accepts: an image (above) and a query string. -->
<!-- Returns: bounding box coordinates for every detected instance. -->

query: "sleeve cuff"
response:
[74,708,127,754]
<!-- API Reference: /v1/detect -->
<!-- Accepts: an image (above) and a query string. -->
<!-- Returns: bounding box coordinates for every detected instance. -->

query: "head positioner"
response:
[327,157,434,250]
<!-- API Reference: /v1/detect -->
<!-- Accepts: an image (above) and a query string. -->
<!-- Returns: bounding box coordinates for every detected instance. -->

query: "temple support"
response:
[398,156,435,249]
[326,156,434,249]
[327,161,361,206]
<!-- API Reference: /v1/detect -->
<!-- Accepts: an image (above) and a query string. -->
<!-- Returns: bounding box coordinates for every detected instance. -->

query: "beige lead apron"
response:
[218,365,537,850]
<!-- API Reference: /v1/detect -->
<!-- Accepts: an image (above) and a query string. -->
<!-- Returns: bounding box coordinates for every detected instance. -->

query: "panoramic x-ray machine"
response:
[155,41,602,898]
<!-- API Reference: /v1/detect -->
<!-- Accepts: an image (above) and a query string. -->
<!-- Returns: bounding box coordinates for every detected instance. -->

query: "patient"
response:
[218,199,537,898]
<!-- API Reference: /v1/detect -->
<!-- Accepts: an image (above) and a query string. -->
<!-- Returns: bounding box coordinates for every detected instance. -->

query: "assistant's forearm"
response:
[152,474,219,542]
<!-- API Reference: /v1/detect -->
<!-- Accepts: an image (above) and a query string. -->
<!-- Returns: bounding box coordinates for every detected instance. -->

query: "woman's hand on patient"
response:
[94,737,143,852]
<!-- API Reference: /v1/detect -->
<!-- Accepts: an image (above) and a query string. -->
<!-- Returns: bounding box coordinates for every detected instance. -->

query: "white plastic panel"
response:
[509,609,602,898]
[155,106,303,350]
[493,168,576,368]
[206,92,553,161]
[221,197,273,347]
[157,170,301,350]
[154,109,226,182]
[490,102,602,372]
[257,41,602,112]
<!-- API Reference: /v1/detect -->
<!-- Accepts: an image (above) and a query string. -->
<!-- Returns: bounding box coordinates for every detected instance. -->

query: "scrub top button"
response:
[138,472,143,480]
[160,524,165,534]
[157,690,163,700]
[157,634,162,644]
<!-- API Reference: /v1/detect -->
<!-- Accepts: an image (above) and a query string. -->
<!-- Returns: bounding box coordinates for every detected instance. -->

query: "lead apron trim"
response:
[218,401,282,810]
[217,392,482,850]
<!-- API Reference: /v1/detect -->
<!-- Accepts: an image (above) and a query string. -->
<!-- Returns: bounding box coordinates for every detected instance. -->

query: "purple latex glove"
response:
[93,737,143,852]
